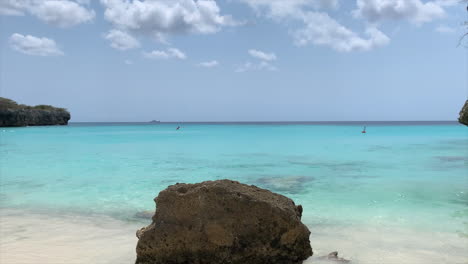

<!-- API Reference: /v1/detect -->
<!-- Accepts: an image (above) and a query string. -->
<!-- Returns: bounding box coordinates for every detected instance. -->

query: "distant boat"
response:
[149,120,160,123]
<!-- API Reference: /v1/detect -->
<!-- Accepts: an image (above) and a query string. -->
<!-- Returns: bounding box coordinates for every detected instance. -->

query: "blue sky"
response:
[1,0,467,122]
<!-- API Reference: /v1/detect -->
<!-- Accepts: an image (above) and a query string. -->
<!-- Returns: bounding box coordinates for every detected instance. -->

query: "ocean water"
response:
[1,122,467,263]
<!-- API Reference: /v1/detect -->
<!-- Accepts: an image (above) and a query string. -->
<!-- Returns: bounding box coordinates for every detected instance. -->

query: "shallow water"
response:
[0,122,467,263]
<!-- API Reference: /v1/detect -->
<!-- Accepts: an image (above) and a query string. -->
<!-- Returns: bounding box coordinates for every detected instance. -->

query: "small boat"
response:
[149,120,160,123]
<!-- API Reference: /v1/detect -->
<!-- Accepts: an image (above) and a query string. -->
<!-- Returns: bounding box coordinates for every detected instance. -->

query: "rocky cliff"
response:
[459,100,468,126]
[0,97,70,127]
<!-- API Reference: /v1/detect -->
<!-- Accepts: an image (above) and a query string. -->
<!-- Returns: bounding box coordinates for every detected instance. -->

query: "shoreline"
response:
[1,208,467,264]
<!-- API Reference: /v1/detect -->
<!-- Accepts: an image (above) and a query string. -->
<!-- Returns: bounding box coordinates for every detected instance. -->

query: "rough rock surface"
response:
[0,97,70,127]
[135,180,312,264]
[459,100,468,126]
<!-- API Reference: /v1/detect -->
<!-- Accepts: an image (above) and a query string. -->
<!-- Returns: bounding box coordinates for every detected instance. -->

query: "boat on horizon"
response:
[149,120,161,123]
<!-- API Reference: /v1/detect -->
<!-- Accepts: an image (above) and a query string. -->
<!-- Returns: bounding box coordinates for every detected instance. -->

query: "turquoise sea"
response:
[1,122,467,263]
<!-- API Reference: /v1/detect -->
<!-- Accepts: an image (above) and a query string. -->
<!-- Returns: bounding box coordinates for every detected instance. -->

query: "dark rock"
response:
[0,97,70,127]
[459,100,468,126]
[135,179,312,264]
[317,251,351,263]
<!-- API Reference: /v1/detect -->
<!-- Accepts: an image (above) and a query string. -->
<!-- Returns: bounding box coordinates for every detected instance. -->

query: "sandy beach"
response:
[0,209,138,264]
[1,208,467,264]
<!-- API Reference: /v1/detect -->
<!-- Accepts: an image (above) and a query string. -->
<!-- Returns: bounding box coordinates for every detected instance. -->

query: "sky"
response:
[0,0,467,122]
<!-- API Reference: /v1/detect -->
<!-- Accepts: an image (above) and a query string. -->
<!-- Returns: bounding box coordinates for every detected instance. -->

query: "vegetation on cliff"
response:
[0,97,70,127]
[459,100,468,126]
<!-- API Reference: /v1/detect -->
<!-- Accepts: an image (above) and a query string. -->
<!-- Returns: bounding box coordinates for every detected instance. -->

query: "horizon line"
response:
[68,120,460,123]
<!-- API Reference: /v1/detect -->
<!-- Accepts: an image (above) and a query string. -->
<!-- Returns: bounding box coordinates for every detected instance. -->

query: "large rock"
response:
[135,180,313,264]
[459,100,468,126]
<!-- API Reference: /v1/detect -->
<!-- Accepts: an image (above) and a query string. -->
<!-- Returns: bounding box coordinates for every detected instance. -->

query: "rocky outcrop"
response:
[135,180,313,264]
[459,100,468,126]
[0,97,70,127]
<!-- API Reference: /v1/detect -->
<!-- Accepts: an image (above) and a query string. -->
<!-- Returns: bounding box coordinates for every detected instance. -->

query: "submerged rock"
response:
[0,97,70,127]
[459,100,468,126]
[256,175,313,194]
[135,179,312,264]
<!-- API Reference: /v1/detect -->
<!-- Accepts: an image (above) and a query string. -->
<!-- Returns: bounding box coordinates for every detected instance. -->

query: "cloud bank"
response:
[1,0,459,54]
[101,0,236,41]
[240,0,390,52]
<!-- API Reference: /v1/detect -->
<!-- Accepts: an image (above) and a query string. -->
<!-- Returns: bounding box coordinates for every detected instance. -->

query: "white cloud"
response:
[241,0,339,18]
[236,61,278,72]
[105,29,140,50]
[435,25,455,34]
[167,48,187,60]
[30,0,95,27]
[124,59,133,65]
[433,0,459,7]
[239,48,278,72]
[101,0,236,41]
[294,12,390,52]
[76,0,91,4]
[9,33,64,56]
[240,0,390,52]
[143,48,187,60]
[0,0,95,27]
[0,0,29,15]
[248,49,277,61]
[353,0,446,25]
[198,60,219,67]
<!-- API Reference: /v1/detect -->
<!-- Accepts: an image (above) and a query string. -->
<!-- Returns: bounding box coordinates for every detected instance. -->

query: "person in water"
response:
[362,126,366,133]
[176,126,180,130]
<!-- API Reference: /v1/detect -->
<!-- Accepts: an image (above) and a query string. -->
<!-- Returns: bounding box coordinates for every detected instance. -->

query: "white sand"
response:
[1,209,467,264]
[305,225,468,264]
[0,209,139,264]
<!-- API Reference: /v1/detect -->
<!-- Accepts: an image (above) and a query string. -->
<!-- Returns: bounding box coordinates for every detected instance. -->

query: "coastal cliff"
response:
[459,100,468,126]
[0,97,70,127]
